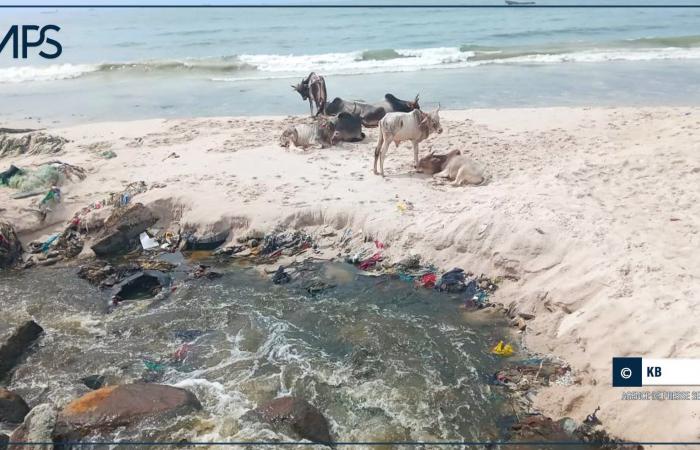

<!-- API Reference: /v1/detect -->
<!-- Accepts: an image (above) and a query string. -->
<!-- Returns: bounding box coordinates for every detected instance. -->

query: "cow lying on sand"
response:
[417,149,461,175]
[292,72,327,117]
[373,107,443,177]
[279,113,364,149]
[279,121,333,149]
[325,93,420,127]
[435,153,485,186]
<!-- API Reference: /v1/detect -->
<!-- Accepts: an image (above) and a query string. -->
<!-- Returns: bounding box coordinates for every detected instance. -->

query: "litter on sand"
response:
[139,232,160,250]
[491,340,515,356]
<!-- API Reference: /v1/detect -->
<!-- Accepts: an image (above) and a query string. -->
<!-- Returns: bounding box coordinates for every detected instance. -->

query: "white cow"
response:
[373,107,443,177]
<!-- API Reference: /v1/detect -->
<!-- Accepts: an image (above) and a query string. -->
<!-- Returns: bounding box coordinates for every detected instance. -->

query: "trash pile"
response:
[1,161,85,198]
[343,237,500,308]
[214,230,314,264]
[493,358,571,391]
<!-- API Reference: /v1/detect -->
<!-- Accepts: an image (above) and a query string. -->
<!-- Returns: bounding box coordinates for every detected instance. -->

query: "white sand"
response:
[2,107,699,441]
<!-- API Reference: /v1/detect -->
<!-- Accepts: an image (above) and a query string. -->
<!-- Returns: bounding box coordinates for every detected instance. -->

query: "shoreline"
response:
[1,106,699,443]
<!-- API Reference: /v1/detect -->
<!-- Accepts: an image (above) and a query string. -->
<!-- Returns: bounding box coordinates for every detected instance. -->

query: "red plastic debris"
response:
[416,273,437,288]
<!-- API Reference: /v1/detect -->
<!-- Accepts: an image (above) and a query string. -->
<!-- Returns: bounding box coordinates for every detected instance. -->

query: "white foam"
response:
[0,63,97,84]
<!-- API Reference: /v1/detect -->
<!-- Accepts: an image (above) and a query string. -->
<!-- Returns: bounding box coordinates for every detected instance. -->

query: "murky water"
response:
[0,260,515,448]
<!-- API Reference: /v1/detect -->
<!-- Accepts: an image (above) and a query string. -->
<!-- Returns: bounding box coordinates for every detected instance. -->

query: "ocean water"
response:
[1,1,700,123]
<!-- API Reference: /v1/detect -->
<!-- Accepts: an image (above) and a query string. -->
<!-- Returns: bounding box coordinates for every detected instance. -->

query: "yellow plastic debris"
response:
[491,340,514,356]
[397,201,407,213]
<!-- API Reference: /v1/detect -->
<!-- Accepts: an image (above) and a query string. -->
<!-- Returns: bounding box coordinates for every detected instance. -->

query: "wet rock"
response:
[0,222,22,269]
[0,132,67,158]
[190,264,222,280]
[0,321,44,381]
[111,270,170,301]
[509,413,570,441]
[302,278,335,295]
[80,375,105,391]
[0,389,30,423]
[91,203,158,256]
[244,397,332,445]
[54,384,201,439]
[272,266,291,284]
[8,403,56,450]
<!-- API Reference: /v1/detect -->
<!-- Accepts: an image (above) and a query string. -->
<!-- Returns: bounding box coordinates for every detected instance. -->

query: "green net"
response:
[7,165,60,192]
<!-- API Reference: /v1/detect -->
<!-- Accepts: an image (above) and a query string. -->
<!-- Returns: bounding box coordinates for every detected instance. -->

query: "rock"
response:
[0,389,30,423]
[184,230,229,251]
[111,270,171,301]
[90,204,158,257]
[0,132,67,158]
[244,397,332,445]
[80,375,105,390]
[8,403,56,450]
[0,321,44,381]
[0,222,22,269]
[0,433,7,449]
[54,384,201,439]
[510,413,570,441]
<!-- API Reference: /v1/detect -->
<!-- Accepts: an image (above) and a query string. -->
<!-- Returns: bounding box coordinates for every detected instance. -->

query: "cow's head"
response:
[291,81,310,100]
[279,127,298,148]
[420,105,442,134]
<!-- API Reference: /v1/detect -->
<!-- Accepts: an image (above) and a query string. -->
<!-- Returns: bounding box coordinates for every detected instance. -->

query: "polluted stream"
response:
[1,257,524,447]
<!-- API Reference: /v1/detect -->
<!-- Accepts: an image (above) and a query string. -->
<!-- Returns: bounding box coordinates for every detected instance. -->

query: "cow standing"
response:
[373,107,443,177]
[292,72,327,117]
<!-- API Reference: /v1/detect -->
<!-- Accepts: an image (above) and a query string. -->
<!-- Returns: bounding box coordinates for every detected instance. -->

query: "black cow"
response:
[330,112,365,144]
[324,93,420,127]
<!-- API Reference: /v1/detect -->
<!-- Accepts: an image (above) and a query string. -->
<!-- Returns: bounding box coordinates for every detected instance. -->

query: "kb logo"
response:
[0,25,62,59]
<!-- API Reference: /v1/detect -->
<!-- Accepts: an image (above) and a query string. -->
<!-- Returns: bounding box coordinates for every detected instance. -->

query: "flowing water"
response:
[0,260,515,447]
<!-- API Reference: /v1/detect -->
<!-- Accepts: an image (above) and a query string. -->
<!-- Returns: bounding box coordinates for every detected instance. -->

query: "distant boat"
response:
[505,0,536,5]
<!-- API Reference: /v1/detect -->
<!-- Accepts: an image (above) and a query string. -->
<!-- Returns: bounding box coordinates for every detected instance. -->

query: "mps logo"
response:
[0,25,62,59]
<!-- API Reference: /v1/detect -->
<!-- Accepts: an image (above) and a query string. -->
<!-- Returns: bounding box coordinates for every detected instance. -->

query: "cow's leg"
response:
[373,133,384,175]
[379,140,391,177]
[309,98,314,116]
[412,141,420,169]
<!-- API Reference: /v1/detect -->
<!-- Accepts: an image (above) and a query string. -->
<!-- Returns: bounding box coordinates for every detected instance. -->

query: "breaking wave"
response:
[3,34,700,84]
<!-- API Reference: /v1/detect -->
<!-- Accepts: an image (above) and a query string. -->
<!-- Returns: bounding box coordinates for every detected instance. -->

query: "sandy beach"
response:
[1,106,699,442]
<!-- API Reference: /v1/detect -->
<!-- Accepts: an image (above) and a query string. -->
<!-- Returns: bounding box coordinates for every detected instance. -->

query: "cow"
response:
[279,120,333,149]
[379,93,420,113]
[417,149,461,175]
[330,112,365,144]
[434,153,486,186]
[292,72,327,117]
[324,93,420,127]
[373,107,443,177]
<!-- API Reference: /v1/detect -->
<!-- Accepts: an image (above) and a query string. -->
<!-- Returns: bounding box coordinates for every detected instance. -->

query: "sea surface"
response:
[1,1,700,123]
[0,261,518,445]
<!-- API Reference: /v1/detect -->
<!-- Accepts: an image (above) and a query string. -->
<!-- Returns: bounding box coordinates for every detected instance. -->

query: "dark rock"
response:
[80,375,105,390]
[190,264,222,280]
[0,222,22,269]
[111,270,170,301]
[0,433,7,449]
[245,397,332,445]
[272,266,291,284]
[8,403,56,450]
[184,230,229,251]
[0,389,30,423]
[0,321,44,381]
[509,413,570,441]
[91,203,158,256]
[54,384,201,439]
